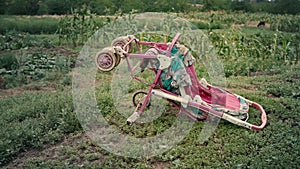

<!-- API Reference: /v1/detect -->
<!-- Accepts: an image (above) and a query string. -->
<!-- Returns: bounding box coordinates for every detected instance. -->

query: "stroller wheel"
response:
[114,52,121,66]
[111,36,133,53]
[95,48,117,72]
[133,91,151,107]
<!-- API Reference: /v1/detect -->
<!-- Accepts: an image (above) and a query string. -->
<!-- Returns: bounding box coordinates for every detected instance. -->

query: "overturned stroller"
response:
[95,33,267,130]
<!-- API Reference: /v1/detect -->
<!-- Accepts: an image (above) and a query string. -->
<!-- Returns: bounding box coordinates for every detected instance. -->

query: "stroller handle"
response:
[250,102,267,130]
[222,102,267,130]
[152,89,267,130]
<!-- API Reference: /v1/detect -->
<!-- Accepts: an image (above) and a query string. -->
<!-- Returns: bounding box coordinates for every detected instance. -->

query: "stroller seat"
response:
[154,44,250,121]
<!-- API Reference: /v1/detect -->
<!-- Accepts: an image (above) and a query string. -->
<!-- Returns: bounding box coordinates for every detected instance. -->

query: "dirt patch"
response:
[231,24,243,29]
[246,21,270,29]
[152,161,170,169]
[249,70,278,77]
[5,133,93,168]
[26,46,79,58]
[49,47,79,57]
[0,82,59,98]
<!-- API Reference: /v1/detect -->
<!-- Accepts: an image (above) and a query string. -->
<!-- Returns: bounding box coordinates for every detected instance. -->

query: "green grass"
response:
[0,91,82,165]
[2,67,299,168]
[0,12,299,169]
[0,15,60,34]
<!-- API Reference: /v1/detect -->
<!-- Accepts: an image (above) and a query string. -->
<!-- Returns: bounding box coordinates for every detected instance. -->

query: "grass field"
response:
[0,12,299,168]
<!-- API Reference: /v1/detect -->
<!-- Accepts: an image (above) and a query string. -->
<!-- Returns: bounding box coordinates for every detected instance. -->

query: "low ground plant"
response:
[0,51,72,89]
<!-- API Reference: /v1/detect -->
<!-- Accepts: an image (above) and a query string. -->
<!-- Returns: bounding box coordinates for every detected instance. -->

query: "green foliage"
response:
[1,0,300,15]
[89,0,117,15]
[203,0,232,11]
[0,91,81,165]
[0,1,6,14]
[0,32,55,50]
[1,11,300,168]
[45,0,72,15]
[272,0,300,15]
[57,7,106,46]
[231,0,252,12]
[0,16,59,34]
[209,29,299,76]
[184,11,300,33]
[7,68,299,168]
[271,15,300,32]
[0,51,72,88]
[6,0,40,15]
[191,20,224,29]
[6,0,27,15]
[0,53,18,70]
[264,69,300,98]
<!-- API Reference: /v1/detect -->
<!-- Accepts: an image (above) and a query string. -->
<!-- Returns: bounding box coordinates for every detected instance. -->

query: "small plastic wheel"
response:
[133,91,151,107]
[95,48,117,72]
[111,36,134,53]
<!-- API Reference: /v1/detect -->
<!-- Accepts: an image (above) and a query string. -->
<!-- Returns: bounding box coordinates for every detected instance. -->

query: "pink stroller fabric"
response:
[186,66,241,110]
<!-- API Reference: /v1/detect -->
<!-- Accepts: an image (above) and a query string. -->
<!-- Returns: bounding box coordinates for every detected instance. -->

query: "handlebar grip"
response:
[250,102,267,130]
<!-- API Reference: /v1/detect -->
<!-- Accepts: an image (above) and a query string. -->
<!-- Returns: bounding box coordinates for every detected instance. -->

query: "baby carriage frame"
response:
[95,33,267,130]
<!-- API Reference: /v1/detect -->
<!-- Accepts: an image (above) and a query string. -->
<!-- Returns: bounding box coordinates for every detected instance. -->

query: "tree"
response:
[273,0,300,14]
[152,0,192,12]
[0,0,8,14]
[203,0,232,11]
[25,0,40,15]
[46,0,72,15]
[231,0,252,12]
[7,0,27,15]
[37,1,49,15]
[120,0,146,13]
[90,0,117,15]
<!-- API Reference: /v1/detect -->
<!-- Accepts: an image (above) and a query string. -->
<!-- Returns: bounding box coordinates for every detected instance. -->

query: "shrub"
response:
[0,53,18,70]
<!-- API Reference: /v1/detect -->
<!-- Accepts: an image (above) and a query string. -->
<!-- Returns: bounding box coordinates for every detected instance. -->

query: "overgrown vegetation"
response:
[57,7,107,46]
[0,31,55,50]
[0,15,59,34]
[185,12,300,33]
[0,91,81,165]
[1,0,299,15]
[209,28,299,76]
[0,9,299,168]
[0,51,72,88]
[2,67,299,168]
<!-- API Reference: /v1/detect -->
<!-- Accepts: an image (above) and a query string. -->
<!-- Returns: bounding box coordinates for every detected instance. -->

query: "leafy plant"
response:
[0,91,81,166]
[208,29,299,76]
[57,6,106,47]
[0,15,59,34]
[0,51,72,88]
[0,31,55,50]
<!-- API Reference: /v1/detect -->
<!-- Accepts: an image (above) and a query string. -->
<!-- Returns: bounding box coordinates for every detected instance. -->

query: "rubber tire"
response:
[132,91,151,107]
[95,49,117,72]
[111,36,133,53]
